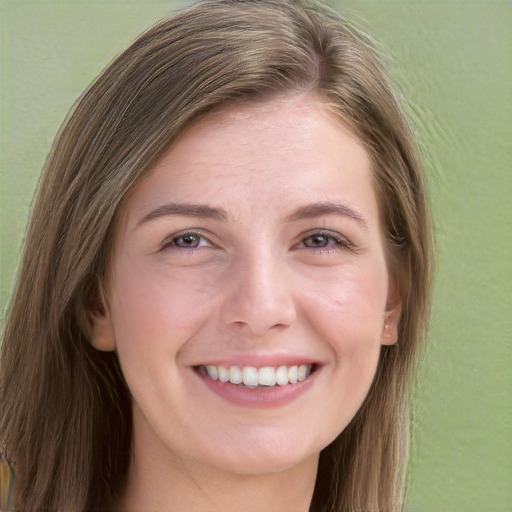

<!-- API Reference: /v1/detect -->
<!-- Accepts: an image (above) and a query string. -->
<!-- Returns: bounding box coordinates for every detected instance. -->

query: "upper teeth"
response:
[202,364,312,387]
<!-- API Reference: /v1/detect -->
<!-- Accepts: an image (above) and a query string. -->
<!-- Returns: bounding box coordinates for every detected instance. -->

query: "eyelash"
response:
[161,229,352,253]
[161,231,213,251]
[297,229,353,252]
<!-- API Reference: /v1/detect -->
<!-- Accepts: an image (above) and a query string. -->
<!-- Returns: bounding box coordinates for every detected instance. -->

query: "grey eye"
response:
[303,234,336,248]
[173,234,203,248]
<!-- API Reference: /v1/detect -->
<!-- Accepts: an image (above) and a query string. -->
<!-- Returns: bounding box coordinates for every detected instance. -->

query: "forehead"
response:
[121,93,377,227]
[185,93,364,161]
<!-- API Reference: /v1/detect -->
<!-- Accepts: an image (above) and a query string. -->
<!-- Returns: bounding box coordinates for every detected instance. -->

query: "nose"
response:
[219,250,297,336]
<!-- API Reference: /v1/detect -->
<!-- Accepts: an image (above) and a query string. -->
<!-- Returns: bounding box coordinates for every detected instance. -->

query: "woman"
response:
[0,0,433,510]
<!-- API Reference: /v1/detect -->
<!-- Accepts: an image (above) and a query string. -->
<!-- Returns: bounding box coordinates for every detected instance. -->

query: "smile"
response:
[198,364,313,388]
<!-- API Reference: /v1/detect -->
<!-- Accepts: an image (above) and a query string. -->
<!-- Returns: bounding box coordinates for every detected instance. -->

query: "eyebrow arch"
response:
[285,202,369,229]
[138,202,229,225]
[137,201,368,229]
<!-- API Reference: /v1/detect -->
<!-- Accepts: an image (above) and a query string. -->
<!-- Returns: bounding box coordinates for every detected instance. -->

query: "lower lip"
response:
[195,368,318,408]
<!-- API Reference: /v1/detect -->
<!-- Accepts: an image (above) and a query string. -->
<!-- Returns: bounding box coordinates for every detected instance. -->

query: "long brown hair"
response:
[0,1,433,510]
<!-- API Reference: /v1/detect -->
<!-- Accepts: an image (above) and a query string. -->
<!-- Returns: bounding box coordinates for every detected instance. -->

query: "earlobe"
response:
[381,304,401,346]
[381,278,402,346]
[89,298,116,352]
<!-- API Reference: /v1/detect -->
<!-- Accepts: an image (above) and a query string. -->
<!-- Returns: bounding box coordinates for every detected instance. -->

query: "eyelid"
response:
[297,229,355,249]
[160,229,215,249]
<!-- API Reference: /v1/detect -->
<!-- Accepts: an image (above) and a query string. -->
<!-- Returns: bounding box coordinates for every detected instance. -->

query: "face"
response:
[92,94,400,478]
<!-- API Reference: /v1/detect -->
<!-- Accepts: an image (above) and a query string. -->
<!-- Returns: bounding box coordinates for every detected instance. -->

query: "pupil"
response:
[309,235,327,247]
[179,235,198,247]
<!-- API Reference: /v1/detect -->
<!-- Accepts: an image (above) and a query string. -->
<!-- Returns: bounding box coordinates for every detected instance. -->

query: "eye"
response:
[302,233,337,248]
[299,230,352,251]
[162,231,212,250]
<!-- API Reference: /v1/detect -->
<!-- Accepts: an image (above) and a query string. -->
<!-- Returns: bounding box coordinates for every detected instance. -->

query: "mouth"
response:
[195,363,316,389]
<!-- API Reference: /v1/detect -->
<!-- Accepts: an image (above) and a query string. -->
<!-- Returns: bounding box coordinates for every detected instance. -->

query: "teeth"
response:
[298,364,309,382]
[242,366,259,387]
[206,365,218,381]
[229,366,243,384]
[201,364,313,387]
[276,366,289,386]
[258,366,276,386]
[218,366,229,383]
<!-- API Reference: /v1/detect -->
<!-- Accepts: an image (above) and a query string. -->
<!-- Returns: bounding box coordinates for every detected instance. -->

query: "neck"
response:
[114,437,318,512]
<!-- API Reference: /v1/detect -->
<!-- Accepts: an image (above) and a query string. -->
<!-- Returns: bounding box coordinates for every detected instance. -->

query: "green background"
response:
[1,1,511,510]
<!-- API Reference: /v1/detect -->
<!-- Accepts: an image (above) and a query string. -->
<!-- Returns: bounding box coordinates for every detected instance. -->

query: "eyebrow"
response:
[138,203,229,225]
[285,202,369,229]
[137,200,368,229]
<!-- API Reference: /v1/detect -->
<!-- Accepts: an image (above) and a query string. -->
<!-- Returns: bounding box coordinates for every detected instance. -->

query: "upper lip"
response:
[193,353,321,368]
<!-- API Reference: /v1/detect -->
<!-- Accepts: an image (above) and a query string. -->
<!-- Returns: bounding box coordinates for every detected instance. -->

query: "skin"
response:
[92,93,401,512]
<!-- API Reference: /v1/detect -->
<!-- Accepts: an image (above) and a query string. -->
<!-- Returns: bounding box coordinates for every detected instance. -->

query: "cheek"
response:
[290,267,387,442]
[108,259,225,415]
[301,263,389,348]
[109,257,222,355]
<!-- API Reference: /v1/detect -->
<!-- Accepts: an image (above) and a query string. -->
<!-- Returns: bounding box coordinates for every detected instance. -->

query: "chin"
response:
[198,429,323,476]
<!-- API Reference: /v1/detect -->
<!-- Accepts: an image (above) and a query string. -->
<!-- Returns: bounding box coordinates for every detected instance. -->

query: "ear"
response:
[89,293,116,352]
[381,276,402,346]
